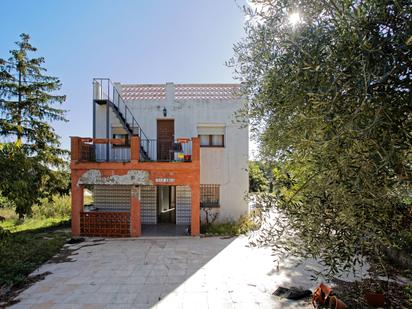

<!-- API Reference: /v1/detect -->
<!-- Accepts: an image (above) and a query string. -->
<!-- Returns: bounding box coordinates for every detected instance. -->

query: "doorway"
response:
[157,119,174,161]
[157,186,176,224]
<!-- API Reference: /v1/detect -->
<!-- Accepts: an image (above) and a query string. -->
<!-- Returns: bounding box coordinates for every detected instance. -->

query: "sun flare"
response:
[288,12,301,26]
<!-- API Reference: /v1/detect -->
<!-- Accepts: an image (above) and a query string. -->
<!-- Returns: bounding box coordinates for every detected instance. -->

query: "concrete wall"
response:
[95,83,249,221]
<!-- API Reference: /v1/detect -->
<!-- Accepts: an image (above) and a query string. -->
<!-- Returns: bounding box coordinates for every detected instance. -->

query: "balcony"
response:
[71,136,196,163]
[140,138,192,162]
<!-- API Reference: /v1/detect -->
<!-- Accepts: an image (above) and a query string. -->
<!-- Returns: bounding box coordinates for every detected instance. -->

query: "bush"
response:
[0,195,72,233]
[31,195,71,219]
[201,213,258,236]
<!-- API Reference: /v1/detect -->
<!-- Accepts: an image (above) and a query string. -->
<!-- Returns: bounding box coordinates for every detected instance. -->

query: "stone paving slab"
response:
[10,236,325,308]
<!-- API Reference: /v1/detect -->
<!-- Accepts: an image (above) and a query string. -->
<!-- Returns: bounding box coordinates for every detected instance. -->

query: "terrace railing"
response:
[93,78,150,160]
[72,136,197,163]
[140,138,193,162]
[77,138,131,162]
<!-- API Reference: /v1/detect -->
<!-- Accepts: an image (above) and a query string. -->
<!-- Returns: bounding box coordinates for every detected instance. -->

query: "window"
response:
[198,124,225,147]
[200,184,220,207]
[112,133,129,146]
[199,135,210,146]
[199,134,224,147]
[211,134,223,146]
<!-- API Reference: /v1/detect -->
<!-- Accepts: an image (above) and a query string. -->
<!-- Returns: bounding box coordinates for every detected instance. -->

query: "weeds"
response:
[201,213,258,236]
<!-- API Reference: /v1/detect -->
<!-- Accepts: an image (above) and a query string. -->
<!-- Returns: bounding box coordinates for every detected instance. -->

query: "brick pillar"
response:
[190,137,200,236]
[130,186,141,237]
[191,137,200,162]
[191,183,200,236]
[71,172,83,237]
[71,136,80,161]
[131,136,140,162]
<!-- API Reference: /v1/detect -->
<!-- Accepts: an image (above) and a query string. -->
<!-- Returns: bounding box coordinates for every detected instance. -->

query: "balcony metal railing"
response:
[78,138,131,162]
[74,137,194,163]
[140,138,193,162]
[93,78,149,142]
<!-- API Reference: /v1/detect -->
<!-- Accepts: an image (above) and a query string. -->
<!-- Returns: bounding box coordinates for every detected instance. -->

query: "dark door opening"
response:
[157,119,174,161]
[157,186,176,224]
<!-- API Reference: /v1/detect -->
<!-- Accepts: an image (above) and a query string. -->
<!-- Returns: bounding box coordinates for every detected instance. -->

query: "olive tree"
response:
[231,0,412,276]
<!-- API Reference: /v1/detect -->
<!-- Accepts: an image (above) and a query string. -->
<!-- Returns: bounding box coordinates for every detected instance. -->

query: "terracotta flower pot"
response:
[330,296,347,309]
[364,292,385,307]
[319,283,333,297]
[313,283,333,305]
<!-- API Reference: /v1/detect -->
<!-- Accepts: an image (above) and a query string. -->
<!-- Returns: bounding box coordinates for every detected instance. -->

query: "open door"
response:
[157,186,176,223]
[157,119,174,161]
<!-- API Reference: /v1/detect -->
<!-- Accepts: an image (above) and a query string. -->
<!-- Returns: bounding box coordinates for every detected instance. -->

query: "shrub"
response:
[201,213,259,236]
[31,195,71,219]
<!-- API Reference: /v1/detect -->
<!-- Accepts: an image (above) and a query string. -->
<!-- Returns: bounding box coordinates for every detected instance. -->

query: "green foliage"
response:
[232,0,412,276]
[0,193,14,209]
[0,227,69,287]
[0,201,69,287]
[0,194,71,233]
[249,161,269,192]
[405,284,412,301]
[0,226,10,242]
[201,213,258,236]
[31,195,71,220]
[0,33,68,217]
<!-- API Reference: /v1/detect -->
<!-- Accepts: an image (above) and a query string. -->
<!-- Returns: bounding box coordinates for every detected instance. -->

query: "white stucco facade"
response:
[94,82,249,222]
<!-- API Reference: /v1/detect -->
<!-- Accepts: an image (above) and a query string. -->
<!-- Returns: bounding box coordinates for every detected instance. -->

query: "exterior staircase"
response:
[93,78,150,160]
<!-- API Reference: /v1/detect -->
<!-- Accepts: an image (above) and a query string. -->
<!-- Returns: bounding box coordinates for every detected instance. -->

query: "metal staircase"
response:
[93,78,150,160]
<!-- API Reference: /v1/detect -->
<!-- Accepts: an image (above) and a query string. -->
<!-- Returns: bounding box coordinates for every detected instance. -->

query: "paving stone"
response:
[9,237,325,309]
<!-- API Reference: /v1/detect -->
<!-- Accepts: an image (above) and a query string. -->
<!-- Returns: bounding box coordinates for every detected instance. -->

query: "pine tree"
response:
[0,33,68,217]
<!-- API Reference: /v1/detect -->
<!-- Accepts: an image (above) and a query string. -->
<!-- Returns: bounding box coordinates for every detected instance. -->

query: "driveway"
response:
[11,236,319,309]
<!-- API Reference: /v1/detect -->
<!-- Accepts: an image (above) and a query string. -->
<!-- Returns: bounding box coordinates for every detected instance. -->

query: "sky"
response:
[0,0,258,157]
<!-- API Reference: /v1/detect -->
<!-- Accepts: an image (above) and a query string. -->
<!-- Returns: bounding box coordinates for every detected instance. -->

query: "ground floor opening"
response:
[141,185,191,236]
[79,184,193,237]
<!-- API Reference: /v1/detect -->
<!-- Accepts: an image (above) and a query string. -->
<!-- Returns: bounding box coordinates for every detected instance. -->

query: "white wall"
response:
[95,83,249,221]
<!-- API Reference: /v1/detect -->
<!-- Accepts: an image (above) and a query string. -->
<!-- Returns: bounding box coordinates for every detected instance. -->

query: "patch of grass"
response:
[0,226,70,287]
[0,195,75,233]
[0,217,70,233]
[201,214,258,236]
[0,195,72,289]
[0,207,18,220]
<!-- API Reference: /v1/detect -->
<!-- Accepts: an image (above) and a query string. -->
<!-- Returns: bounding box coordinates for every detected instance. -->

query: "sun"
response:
[288,12,301,26]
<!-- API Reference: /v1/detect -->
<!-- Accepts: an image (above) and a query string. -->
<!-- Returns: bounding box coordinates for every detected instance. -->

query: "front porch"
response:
[70,136,200,237]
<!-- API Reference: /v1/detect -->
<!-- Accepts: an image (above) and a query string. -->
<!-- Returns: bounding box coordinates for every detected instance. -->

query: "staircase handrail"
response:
[93,78,149,141]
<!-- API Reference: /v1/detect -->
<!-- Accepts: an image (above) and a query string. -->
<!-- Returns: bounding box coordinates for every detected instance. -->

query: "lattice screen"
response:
[93,185,131,211]
[141,186,157,224]
[176,186,191,225]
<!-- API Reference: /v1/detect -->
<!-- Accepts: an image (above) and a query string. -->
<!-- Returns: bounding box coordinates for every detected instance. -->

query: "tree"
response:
[249,161,269,192]
[231,0,412,276]
[0,34,68,218]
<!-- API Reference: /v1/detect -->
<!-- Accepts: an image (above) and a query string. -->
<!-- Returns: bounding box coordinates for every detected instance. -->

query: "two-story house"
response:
[70,78,248,237]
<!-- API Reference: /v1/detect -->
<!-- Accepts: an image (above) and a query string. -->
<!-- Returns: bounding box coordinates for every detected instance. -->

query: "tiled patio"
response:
[10,236,320,308]
[141,224,187,237]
